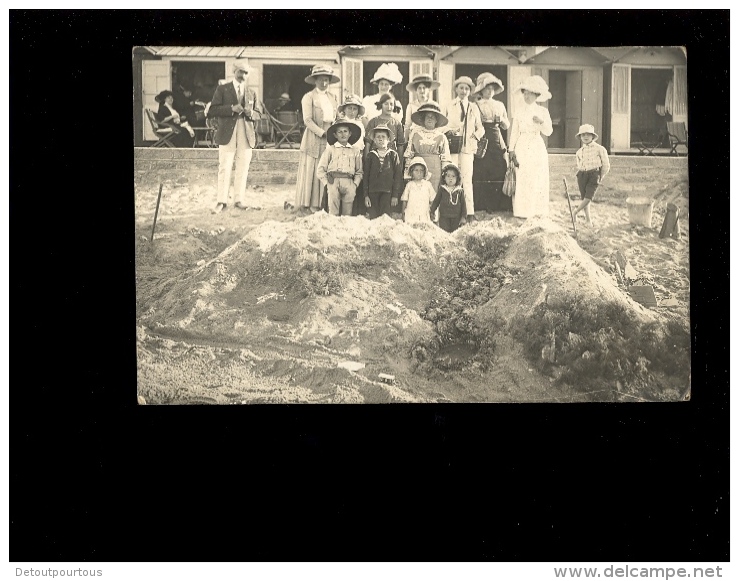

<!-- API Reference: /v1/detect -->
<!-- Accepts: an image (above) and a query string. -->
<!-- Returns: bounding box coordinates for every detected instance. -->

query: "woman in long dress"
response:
[294,65,339,213]
[508,75,553,218]
[472,73,511,213]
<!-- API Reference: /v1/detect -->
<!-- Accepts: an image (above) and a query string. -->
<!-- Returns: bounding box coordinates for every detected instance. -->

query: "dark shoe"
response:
[212,203,227,214]
[235,201,248,210]
[466,214,477,223]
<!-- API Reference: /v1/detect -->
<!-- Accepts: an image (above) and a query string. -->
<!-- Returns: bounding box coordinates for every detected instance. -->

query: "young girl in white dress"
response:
[508,75,554,219]
[401,157,436,225]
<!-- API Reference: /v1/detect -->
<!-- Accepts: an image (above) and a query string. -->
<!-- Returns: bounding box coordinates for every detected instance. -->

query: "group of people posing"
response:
[293,62,557,231]
[203,61,610,229]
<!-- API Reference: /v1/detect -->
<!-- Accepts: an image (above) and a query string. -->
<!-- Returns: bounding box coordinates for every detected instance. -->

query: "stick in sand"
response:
[562,178,578,241]
[150,183,163,242]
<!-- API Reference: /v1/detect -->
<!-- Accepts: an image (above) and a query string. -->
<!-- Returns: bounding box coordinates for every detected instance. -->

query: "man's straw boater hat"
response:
[370,63,403,85]
[406,73,440,92]
[232,60,250,74]
[516,75,552,102]
[474,72,505,96]
[326,120,362,146]
[410,101,448,128]
[576,124,599,140]
[453,76,475,91]
[368,123,396,143]
[338,94,365,117]
[305,64,340,85]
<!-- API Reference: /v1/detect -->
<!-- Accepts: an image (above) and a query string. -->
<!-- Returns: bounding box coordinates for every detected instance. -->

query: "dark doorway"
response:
[631,68,673,146]
[547,70,583,149]
[263,64,314,115]
[171,61,225,104]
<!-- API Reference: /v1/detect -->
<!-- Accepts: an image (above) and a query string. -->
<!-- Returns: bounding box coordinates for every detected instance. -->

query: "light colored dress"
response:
[401,179,436,224]
[295,88,337,209]
[508,102,553,218]
[404,128,451,192]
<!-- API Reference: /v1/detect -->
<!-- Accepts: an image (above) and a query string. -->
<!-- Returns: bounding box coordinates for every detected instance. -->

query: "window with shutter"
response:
[342,57,363,100]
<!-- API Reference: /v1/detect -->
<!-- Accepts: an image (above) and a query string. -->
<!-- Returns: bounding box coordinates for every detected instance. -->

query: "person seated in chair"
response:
[155,90,195,147]
[274,93,294,114]
[174,84,206,126]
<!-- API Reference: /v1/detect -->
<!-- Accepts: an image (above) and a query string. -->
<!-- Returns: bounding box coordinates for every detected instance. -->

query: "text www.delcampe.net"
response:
[553,566,724,579]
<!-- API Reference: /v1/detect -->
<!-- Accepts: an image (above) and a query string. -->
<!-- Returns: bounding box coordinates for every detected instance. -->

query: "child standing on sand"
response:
[573,124,610,226]
[401,157,436,225]
[431,163,466,233]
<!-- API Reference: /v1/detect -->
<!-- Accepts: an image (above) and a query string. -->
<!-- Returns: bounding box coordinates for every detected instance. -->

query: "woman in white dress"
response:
[508,75,553,219]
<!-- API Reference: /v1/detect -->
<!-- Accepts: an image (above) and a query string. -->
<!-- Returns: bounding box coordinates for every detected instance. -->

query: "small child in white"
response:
[401,157,436,225]
[573,124,610,226]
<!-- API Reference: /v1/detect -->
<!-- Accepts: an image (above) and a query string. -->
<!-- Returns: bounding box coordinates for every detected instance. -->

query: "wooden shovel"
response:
[150,183,163,242]
[563,178,578,241]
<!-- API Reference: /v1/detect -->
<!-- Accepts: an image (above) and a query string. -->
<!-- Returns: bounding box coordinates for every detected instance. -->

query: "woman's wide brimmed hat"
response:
[370,63,403,85]
[338,93,365,117]
[326,120,362,145]
[474,72,505,96]
[453,76,475,91]
[407,156,429,175]
[278,93,290,101]
[305,64,340,85]
[517,75,552,102]
[406,73,440,92]
[410,101,448,127]
[155,90,174,104]
[368,123,396,144]
[576,124,599,140]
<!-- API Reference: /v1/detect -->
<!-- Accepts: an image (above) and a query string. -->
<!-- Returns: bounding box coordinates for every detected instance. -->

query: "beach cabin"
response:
[338,45,437,124]
[133,45,342,146]
[597,47,687,154]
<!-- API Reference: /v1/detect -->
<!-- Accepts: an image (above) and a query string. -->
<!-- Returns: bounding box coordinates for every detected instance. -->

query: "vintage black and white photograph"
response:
[133,45,690,404]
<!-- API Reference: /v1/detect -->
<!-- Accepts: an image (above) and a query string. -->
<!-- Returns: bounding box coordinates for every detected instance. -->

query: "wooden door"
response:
[437,61,455,114]
[610,64,631,150]
[564,71,583,148]
[142,60,171,141]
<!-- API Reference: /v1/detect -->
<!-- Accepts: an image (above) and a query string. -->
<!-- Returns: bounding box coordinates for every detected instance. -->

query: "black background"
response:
[10,10,729,562]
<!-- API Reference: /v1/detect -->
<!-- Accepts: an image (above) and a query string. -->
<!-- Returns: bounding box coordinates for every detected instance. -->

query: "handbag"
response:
[474,137,488,159]
[447,133,463,154]
[502,163,516,197]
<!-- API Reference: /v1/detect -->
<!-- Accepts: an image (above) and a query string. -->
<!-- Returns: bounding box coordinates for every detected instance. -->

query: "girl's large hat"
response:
[368,123,396,144]
[576,124,599,140]
[326,120,362,146]
[517,75,552,102]
[410,101,448,128]
[305,64,340,85]
[474,72,505,96]
[407,156,429,175]
[370,63,403,85]
[338,93,365,117]
[453,76,475,91]
[406,73,440,92]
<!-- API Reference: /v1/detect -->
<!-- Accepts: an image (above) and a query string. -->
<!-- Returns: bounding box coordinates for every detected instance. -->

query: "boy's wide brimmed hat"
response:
[338,93,365,116]
[407,156,429,175]
[517,75,552,102]
[453,76,475,91]
[326,120,362,145]
[576,124,598,140]
[474,72,505,96]
[410,101,448,127]
[368,123,396,143]
[305,64,340,85]
[406,73,440,92]
[370,63,403,85]
[232,60,251,74]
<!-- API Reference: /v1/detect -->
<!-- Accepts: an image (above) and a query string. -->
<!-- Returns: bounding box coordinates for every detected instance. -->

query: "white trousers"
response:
[217,118,253,205]
[450,152,475,215]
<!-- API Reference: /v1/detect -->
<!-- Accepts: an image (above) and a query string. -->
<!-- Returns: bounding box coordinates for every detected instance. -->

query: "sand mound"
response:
[138,213,688,403]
